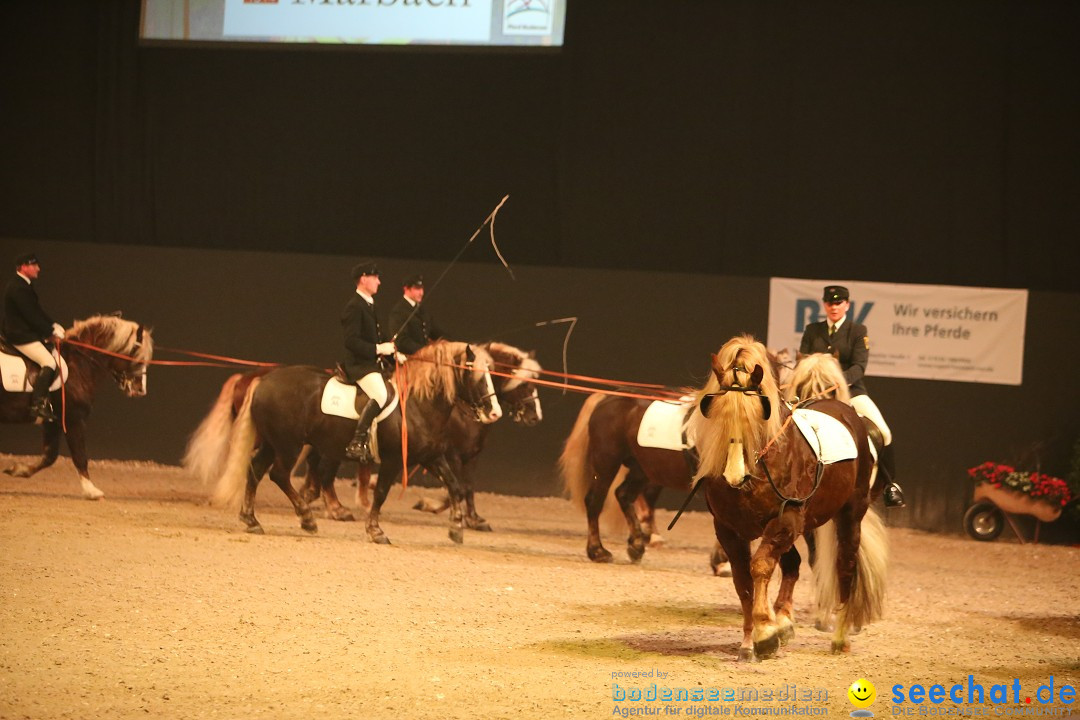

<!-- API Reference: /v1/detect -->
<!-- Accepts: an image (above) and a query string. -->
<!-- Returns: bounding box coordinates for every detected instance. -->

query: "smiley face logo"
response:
[848,678,876,708]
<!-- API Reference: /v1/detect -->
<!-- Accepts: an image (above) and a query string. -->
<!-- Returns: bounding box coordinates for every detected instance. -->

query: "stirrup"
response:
[345,438,373,463]
[883,483,906,508]
[29,398,57,423]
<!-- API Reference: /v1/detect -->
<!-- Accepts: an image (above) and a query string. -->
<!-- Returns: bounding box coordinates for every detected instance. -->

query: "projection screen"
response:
[140,0,566,49]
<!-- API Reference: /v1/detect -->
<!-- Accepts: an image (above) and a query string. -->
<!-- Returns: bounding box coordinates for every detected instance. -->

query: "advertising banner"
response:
[766,278,1028,385]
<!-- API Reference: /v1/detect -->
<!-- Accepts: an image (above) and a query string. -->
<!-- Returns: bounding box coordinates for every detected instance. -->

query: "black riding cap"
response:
[351,260,380,280]
[403,274,424,288]
[14,252,39,268]
[823,285,849,303]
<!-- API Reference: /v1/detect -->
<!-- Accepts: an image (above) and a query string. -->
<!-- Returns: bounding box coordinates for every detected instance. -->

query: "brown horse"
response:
[1,315,153,499]
[560,389,703,563]
[199,341,502,543]
[691,335,887,661]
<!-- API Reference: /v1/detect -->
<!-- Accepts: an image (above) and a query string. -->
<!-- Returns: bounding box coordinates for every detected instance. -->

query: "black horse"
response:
[1,314,153,500]
[402,341,543,530]
[202,341,502,543]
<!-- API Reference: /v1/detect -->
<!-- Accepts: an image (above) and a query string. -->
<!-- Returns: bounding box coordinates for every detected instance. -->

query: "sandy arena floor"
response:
[0,455,1077,719]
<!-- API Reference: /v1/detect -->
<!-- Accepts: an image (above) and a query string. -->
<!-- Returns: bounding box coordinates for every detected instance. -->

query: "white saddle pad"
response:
[320,377,400,421]
[636,397,696,451]
[791,408,858,465]
[0,350,69,393]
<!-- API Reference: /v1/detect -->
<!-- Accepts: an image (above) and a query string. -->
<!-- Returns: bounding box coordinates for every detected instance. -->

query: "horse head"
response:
[485,343,542,426]
[785,352,850,405]
[693,335,783,489]
[460,344,502,424]
[68,315,154,398]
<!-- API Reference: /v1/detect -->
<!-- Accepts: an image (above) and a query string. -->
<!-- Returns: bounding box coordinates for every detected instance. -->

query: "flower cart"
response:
[964,463,1071,543]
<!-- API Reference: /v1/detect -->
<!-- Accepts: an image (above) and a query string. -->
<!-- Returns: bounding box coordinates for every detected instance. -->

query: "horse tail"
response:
[183,373,245,486]
[212,377,261,510]
[559,393,606,511]
[811,507,889,631]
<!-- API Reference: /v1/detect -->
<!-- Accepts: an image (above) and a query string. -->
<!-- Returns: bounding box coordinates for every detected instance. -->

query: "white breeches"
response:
[15,341,57,371]
[356,372,388,407]
[851,394,891,446]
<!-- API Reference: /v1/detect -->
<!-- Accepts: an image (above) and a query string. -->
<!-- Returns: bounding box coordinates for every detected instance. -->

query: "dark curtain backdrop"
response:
[1,0,1079,291]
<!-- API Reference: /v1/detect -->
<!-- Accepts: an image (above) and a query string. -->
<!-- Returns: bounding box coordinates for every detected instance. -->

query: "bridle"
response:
[112,324,148,394]
[698,362,773,420]
[457,353,499,422]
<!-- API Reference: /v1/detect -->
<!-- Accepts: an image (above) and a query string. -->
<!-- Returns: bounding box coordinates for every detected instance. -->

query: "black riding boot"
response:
[29,366,58,423]
[880,443,905,508]
[344,397,382,463]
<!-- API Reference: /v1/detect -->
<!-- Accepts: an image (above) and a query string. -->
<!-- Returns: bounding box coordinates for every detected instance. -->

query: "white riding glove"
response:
[395,352,408,364]
[51,323,66,339]
[375,342,396,356]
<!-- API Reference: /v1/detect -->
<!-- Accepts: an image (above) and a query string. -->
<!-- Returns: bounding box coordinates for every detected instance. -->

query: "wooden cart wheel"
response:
[964,501,1005,542]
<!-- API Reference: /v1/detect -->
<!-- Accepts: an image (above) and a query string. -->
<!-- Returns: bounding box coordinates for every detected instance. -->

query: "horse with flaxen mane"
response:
[193,341,502,544]
[406,341,543,530]
[1,314,153,500]
[690,335,887,661]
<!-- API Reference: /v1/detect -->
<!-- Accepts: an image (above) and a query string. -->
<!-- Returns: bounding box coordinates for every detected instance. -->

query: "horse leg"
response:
[750,510,803,660]
[266,448,317,534]
[426,455,467,544]
[298,448,321,506]
[366,456,400,544]
[354,464,372,511]
[710,542,732,577]
[313,452,354,522]
[638,484,664,546]
[461,457,491,532]
[4,418,62,480]
[772,545,801,646]
[614,466,649,563]
[713,523,755,662]
[61,416,105,500]
[239,444,274,534]
[830,504,860,654]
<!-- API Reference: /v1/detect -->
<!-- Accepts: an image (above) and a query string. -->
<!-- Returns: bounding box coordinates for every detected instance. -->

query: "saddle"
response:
[0,337,68,393]
[319,375,399,422]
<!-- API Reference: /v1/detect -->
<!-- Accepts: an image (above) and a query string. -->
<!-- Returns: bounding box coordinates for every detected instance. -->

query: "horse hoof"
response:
[831,640,851,654]
[647,533,665,547]
[736,647,758,663]
[466,518,492,531]
[301,521,318,534]
[587,546,614,563]
[245,525,265,535]
[712,562,732,578]
[777,622,795,646]
[627,544,646,564]
[449,527,464,544]
[753,633,781,659]
[369,533,391,545]
[330,509,355,522]
[814,618,834,633]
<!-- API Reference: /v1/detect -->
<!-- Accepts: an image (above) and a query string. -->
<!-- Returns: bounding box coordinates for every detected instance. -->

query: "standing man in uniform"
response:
[388,274,445,357]
[341,260,396,463]
[2,252,66,423]
[800,285,905,508]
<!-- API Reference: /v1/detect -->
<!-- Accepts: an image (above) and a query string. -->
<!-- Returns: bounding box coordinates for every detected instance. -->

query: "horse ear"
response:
[710,353,724,383]
[758,396,772,420]
[465,345,476,363]
[750,364,764,387]
[700,394,716,416]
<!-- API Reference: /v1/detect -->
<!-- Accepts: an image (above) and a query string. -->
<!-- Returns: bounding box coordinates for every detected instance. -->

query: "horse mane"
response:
[405,340,493,404]
[485,342,541,391]
[67,314,154,365]
[785,353,851,404]
[691,334,784,482]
